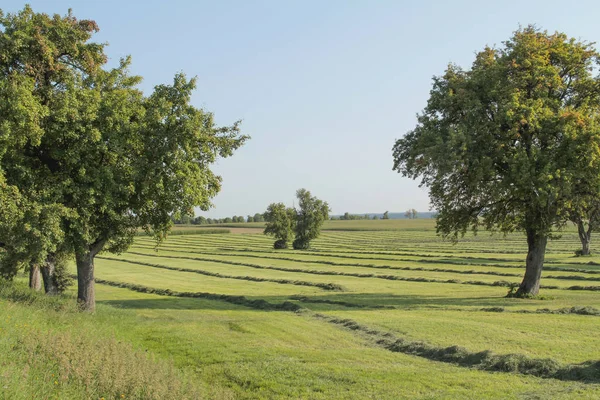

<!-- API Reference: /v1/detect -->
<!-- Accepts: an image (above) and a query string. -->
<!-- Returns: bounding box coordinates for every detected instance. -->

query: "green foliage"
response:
[293,189,330,249]
[273,239,288,249]
[193,216,207,225]
[0,178,67,279]
[264,203,295,248]
[51,253,74,293]
[263,190,330,249]
[0,6,248,309]
[392,26,600,295]
[0,6,109,267]
[253,213,265,223]
[337,212,371,220]
[393,26,600,239]
[405,209,418,219]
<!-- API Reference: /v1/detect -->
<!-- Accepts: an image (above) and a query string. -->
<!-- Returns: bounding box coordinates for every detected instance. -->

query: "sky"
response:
[4,1,600,218]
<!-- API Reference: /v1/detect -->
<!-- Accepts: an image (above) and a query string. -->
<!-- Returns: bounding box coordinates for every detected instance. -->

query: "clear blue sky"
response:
[4,1,600,217]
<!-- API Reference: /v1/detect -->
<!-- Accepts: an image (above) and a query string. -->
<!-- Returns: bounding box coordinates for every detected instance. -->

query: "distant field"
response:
[171,218,584,233]
[171,218,439,232]
[69,218,600,398]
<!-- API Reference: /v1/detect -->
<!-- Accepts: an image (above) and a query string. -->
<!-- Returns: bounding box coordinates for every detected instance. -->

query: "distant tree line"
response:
[330,211,400,220]
[171,213,266,225]
[332,213,372,220]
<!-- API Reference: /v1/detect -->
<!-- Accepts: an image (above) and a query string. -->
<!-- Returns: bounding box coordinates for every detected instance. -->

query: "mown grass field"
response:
[174,218,438,231]
[3,219,600,399]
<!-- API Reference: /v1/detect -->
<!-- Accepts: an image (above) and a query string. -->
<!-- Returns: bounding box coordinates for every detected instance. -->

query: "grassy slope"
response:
[6,284,593,400]
[0,283,212,400]
[94,286,599,399]
[3,219,600,399]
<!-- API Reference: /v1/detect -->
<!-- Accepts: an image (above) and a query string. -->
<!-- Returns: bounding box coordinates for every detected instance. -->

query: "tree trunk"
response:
[76,250,96,312]
[29,264,42,291]
[75,239,106,312]
[577,220,592,256]
[40,255,59,295]
[515,230,548,297]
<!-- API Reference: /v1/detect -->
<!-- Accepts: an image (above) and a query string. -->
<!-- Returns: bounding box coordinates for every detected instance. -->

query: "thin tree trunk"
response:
[516,229,548,297]
[29,264,42,291]
[76,250,96,311]
[40,255,59,295]
[577,220,592,256]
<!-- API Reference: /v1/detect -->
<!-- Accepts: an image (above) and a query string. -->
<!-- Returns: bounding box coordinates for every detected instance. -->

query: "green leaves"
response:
[264,203,296,248]
[294,189,330,249]
[0,6,248,309]
[393,26,600,239]
[134,73,249,242]
[264,190,330,250]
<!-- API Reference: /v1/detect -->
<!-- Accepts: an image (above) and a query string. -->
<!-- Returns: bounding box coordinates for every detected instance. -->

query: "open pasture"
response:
[87,220,600,398]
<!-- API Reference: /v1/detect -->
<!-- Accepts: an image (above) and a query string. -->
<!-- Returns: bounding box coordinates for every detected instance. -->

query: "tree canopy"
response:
[392,26,600,296]
[263,203,296,249]
[263,189,329,250]
[0,6,248,310]
[405,209,418,219]
[293,189,330,249]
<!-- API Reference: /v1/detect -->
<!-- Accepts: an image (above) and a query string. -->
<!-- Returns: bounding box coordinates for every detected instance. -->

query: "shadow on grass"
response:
[97,286,512,312]
[295,292,514,309]
[98,297,259,311]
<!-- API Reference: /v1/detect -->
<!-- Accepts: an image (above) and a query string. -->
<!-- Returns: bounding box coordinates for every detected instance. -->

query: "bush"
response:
[292,238,311,250]
[273,239,288,249]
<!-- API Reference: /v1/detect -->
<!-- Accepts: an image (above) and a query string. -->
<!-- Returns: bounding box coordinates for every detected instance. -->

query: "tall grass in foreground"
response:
[0,281,205,400]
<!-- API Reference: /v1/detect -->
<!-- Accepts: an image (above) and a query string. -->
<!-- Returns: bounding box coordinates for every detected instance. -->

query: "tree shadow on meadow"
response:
[292,292,518,311]
[97,291,516,312]
[98,297,253,311]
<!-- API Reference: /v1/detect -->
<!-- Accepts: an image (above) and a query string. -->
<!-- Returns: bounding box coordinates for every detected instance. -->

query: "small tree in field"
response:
[570,200,600,256]
[0,6,249,310]
[264,203,295,249]
[405,209,418,219]
[393,26,600,297]
[382,211,389,220]
[293,189,330,249]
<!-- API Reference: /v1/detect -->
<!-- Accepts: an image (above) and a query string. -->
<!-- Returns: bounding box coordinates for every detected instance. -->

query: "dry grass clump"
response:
[0,281,203,399]
[13,330,200,399]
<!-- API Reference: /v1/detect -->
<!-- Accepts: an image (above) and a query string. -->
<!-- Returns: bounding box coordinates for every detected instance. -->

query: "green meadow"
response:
[2,219,600,399]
